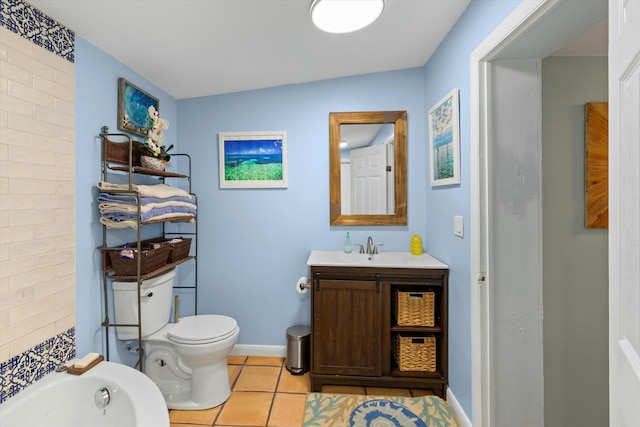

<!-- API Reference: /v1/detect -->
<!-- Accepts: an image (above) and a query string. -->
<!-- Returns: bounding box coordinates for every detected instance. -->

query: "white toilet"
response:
[112,270,239,410]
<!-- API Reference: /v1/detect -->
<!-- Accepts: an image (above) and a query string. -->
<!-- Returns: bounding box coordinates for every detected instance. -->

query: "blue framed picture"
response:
[429,88,460,187]
[218,131,288,189]
[117,78,159,137]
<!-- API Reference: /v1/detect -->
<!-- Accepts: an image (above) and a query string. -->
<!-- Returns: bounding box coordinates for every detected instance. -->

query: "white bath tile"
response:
[0,109,7,128]
[33,75,74,103]
[0,60,33,87]
[34,105,74,129]
[56,314,75,335]
[10,296,54,325]
[9,48,56,81]
[54,181,75,196]
[0,143,8,161]
[0,212,8,228]
[7,113,55,140]
[55,286,75,306]
[10,323,56,357]
[0,194,34,211]
[55,235,75,250]
[0,225,35,245]
[8,265,56,291]
[0,177,8,193]
[33,166,74,183]
[54,123,75,141]
[55,260,76,277]
[0,92,33,115]
[34,221,74,239]
[34,274,74,299]
[0,315,35,346]
[34,301,74,330]
[34,46,73,74]
[54,97,74,116]
[34,248,74,269]
[8,144,57,166]
[12,180,53,199]
[9,238,56,259]
[0,277,8,295]
[54,208,74,223]
[0,256,34,279]
[53,68,74,89]
[0,160,35,178]
[0,344,9,362]
[0,38,7,61]
[55,152,75,170]
[2,31,35,57]
[7,80,56,110]
[1,127,34,148]
[32,134,73,154]
[8,208,56,227]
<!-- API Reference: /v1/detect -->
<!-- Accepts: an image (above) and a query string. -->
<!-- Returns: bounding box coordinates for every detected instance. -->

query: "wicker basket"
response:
[141,237,192,263]
[392,334,437,372]
[108,242,171,276]
[394,289,435,326]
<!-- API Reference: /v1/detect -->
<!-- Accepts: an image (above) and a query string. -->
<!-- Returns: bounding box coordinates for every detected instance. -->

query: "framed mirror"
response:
[329,111,407,226]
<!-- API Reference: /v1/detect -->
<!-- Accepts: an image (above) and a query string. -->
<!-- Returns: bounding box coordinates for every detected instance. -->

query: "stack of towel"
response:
[97,181,196,229]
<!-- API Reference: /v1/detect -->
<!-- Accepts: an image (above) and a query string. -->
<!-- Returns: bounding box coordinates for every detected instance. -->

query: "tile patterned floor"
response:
[169,355,434,427]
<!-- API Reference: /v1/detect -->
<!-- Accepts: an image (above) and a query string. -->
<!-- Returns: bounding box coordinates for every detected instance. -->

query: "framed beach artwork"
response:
[117,78,159,137]
[218,131,288,189]
[429,89,460,187]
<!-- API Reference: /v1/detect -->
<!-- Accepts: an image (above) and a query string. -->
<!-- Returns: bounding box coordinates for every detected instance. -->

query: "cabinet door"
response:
[312,278,382,376]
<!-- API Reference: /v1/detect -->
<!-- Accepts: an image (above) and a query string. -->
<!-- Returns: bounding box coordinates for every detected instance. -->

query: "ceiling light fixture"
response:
[310,0,384,34]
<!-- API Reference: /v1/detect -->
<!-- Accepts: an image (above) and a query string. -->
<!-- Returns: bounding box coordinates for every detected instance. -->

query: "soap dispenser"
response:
[410,231,423,255]
[344,232,353,253]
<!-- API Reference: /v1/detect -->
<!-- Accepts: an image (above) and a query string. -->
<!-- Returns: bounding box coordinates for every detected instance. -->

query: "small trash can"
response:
[286,325,310,375]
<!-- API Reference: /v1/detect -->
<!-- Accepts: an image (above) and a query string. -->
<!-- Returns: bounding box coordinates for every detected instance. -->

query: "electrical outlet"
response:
[454,216,464,237]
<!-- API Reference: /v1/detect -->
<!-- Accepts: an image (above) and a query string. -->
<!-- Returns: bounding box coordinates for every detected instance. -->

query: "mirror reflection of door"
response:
[339,124,394,215]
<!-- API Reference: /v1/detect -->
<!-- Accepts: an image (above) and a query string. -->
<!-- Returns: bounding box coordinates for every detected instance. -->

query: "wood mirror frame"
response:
[329,111,407,226]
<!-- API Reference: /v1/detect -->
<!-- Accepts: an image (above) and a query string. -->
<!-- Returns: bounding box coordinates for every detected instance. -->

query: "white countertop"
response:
[306,250,448,269]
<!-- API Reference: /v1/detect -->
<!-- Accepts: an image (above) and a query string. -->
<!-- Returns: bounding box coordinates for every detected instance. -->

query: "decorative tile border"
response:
[0,327,76,404]
[0,0,75,63]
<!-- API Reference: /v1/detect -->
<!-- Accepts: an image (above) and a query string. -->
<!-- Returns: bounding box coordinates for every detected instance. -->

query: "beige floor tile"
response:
[365,387,412,397]
[234,365,281,392]
[267,393,308,427]
[216,391,273,426]
[169,406,220,425]
[246,356,284,366]
[227,355,247,365]
[411,388,435,397]
[321,385,366,395]
[277,369,310,393]
[228,364,241,388]
[171,424,208,427]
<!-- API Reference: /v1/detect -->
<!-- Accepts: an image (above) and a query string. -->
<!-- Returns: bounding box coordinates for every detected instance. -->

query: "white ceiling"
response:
[27,0,471,100]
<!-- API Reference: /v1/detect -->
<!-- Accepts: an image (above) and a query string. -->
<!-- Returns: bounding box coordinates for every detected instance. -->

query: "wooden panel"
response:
[585,102,608,228]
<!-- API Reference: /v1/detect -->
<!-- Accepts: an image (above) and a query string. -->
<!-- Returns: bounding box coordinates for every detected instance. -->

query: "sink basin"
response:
[306,250,448,269]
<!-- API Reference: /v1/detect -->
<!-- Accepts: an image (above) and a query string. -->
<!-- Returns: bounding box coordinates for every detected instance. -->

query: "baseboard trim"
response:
[231,344,287,357]
[447,388,472,427]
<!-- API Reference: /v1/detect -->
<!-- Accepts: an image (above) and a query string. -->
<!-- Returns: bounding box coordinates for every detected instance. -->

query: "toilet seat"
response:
[166,314,238,345]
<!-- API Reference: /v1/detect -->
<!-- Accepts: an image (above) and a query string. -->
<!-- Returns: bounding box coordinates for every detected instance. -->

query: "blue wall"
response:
[74,0,523,419]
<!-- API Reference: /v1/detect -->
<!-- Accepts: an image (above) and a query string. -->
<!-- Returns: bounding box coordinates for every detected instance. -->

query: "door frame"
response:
[470,1,607,426]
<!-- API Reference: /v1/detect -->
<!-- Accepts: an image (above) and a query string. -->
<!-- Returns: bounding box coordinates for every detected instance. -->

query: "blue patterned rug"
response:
[303,393,459,427]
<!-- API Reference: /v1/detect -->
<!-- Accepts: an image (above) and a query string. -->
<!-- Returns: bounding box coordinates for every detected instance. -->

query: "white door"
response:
[608,0,640,425]
[350,144,390,214]
[340,162,351,215]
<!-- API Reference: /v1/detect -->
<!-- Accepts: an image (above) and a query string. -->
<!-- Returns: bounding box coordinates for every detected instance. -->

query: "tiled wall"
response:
[0,0,76,402]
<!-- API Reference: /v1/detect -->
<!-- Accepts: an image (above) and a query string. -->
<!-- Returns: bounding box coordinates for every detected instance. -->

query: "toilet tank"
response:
[112,269,175,340]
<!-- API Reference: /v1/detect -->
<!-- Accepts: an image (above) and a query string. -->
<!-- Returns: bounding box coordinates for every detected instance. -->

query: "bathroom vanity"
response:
[307,251,449,397]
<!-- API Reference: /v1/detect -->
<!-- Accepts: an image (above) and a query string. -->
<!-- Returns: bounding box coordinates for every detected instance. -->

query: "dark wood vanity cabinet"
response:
[309,265,449,398]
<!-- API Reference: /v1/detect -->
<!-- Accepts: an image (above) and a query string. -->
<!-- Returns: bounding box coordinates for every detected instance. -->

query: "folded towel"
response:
[99,200,197,214]
[101,205,197,223]
[97,193,195,205]
[97,182,193,200]
[99,213,195,229]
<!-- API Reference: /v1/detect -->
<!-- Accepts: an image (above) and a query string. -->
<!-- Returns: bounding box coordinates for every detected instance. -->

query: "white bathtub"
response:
[0,360,169,427]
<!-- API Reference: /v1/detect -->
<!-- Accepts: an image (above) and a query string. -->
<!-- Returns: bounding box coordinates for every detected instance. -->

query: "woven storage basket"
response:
[141,237,192,263]
[108,242,171,276]
[394,289,435,326]
[392,334,437,372]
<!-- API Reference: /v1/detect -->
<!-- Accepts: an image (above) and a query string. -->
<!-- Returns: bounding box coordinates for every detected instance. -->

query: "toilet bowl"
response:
[112,270,239,410]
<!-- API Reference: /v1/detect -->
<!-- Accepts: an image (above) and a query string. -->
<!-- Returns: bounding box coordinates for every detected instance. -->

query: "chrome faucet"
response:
[366,236,374,254]
[366,236,383,254]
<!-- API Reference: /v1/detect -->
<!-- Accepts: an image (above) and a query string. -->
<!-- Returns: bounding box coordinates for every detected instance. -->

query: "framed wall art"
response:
[117,78,159,137]
[429,88,460,187]
[219,131,288,189]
